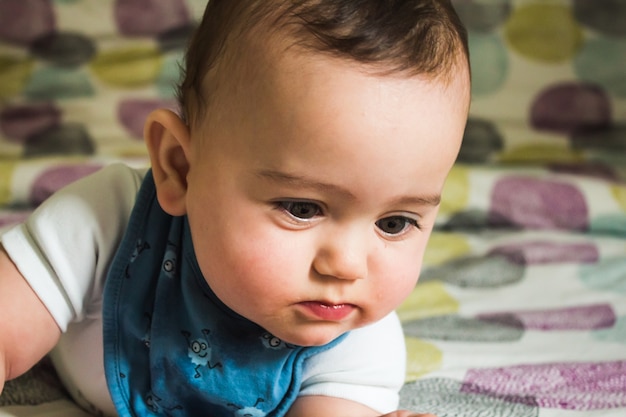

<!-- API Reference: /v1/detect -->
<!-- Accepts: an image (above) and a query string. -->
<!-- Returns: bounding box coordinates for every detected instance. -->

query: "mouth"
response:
[297,301,356,321]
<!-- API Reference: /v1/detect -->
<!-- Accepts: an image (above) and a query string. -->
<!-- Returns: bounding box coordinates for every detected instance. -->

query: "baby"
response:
[0,0,470,416]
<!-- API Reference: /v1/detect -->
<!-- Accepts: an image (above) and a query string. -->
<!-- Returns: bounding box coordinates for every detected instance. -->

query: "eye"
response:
[375,216,418,236]
[278,201,322,220]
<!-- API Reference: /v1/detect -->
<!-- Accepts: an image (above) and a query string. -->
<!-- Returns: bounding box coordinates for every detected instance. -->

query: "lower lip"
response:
[298,302,356,321]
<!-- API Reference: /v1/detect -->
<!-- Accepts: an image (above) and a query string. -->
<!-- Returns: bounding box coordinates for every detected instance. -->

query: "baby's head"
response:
[146,0,470,346]
[177,0,469,128]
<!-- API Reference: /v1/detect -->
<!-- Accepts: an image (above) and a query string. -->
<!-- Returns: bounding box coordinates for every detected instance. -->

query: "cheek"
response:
[193,216,309,306]
[372,241,427,306]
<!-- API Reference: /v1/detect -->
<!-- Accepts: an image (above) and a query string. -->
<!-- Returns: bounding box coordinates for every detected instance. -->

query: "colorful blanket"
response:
[1,1,625,417]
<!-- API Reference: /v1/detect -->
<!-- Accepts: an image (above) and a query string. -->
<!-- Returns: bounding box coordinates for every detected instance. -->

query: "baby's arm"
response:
[287,395,436,417]
[0,245,61,394]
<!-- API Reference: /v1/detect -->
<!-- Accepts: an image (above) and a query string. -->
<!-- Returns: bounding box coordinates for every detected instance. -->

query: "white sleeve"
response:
[299,312,406,414]
[0,163,145,332]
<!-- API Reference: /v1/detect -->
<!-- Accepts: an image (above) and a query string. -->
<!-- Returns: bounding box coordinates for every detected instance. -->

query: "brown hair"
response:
[178,0,469,126]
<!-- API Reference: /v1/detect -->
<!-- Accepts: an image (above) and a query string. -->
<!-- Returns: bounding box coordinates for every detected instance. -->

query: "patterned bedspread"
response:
[1,1,625,417]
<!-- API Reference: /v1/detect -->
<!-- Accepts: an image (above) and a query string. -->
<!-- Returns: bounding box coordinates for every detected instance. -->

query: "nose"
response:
[312,226,369,281]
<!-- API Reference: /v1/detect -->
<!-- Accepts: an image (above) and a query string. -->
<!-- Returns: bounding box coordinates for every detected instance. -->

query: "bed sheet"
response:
[2,0,626,417]
[1,163,625,417]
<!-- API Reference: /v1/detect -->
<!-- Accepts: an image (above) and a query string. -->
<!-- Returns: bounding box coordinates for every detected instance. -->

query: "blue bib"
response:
[103,171,345,417]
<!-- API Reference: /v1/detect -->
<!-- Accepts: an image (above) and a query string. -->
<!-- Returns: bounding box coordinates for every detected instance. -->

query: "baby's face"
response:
[183,47,469,347]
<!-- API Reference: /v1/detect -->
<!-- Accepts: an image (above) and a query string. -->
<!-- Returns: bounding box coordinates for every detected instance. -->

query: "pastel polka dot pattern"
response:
[24,123,94,157]
[30,164,103,205]
[25,67,94,100]
[477,304,616,331]
[593,316,626,344]
[489,177,588,231]
[612,184,626,211]
[580,257,626,294]
[591,214,626,236]
[420,254,524,288]
[0,0,56,46]
[498,144,583,164]
[422,232,471,267]
[458,118,503,163]
[1,2,626,415]
[530,83,612,134]
[118,98,178,140]
[573,0,626,36]
[0,103,62,143]
[114,0,191,37]
[396,281,459,322]
[400,378,538,417]
[575,38,626,98]
[463,361,626,410]
[404,338,443,381]
[467,33,508,96]
[0,57,34,98]
[30,32,96,67]
[488,240,599,265]
[452,0,511,33]
[0,0,202,160]
[90,46,163,88]
[448,0,626,167]
[0,161,17,205]
[504,4,584,64]
[438,166,469,216]
[403,314,525,342]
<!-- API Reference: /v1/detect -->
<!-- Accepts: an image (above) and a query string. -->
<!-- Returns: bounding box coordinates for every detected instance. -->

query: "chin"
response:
[279,327,348,347]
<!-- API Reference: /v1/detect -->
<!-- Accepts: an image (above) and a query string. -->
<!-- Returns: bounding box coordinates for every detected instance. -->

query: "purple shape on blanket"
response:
[530,82,611,134]
[478,303,616,331]
[489,240,599,265]
[0,0,55,45]
[0,103,61,143]
[462,360,626,410]
[118,98,178,139]
[30,164,103,205]
[0,211,31,229]
[489,177,588,231]
[114,0,191,37]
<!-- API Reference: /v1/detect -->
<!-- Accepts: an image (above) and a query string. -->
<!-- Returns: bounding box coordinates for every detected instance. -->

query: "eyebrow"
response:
[255,169,442,207]
[256,169,356,199]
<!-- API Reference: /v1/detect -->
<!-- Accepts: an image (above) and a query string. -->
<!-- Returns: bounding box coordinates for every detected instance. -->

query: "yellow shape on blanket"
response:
[423,232,471,267]
[439,165,468,216]
[90,45,163,87]
[397,281,458,322]
[499,144,583,164]
[404,337,442,381]
[0,162,17,205]
[0,56,34,98]
[612,183,626,211]
[504,4,584,63]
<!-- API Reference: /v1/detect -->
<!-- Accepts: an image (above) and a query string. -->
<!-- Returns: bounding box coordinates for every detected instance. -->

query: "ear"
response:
[144,109,191,216]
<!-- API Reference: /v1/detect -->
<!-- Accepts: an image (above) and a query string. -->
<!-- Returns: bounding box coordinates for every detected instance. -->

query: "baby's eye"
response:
[278,201,322,220]
[375,216,418,236]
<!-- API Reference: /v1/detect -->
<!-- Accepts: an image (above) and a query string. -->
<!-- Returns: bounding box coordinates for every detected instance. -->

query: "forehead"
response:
[195,46,470,200]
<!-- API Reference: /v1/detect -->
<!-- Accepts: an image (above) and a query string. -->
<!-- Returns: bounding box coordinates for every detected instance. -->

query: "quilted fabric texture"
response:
[1,1,626,417]
[457,0,626,173]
